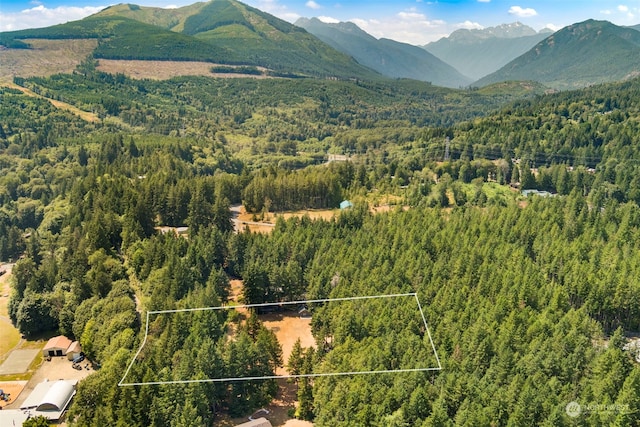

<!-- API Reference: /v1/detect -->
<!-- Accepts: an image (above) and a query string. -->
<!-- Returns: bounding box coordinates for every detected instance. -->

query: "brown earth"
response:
[234,204,409,235]
[0,39,98,83]
[261,312,315,376]
[0,381,25,408]
[222,279,315,426]
[96,59,273,80]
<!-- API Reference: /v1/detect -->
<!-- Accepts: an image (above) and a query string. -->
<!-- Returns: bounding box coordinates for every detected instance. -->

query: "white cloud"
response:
[348,9,449,45]
[601,9,612,15]
[508,6,537,18]
[544,23,560,31]
[0,5,106,31]
[477,0,491,3]
[618,5,629,12]
[250,0,300,22]
[306,1,321,10]
[318,16,340,23]
[456,20,483,30]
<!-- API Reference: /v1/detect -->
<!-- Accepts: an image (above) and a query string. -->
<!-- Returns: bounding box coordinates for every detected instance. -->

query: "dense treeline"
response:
[242,163,354,212]
[14,67,529,151]
[2,70,640,425]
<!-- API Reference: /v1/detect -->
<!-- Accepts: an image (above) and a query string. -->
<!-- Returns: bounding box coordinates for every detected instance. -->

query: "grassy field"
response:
[0,265,21,364]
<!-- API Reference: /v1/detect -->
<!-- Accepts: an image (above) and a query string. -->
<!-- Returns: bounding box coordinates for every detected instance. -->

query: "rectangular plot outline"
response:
[119,292,441,386]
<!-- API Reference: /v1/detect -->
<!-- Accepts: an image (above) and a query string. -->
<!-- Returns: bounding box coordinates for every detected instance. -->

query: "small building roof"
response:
[0,409,30,426]
[67,341,81,354]
[21,380,77,412]
[521,189,554,198]
[235,418,273,427]
[43,335,72,351]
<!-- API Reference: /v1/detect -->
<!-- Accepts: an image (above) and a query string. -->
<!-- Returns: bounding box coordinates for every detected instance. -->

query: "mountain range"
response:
[296,17,471,88]
[1,0,640,90]
[0,0,379,80]
[474,20,640,89]
[423,22,552,81]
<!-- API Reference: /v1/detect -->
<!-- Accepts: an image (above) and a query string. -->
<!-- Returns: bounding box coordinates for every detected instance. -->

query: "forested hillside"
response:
[1,63,640,425]
[295,18,472,88]
[0,0,380,80]
[474,20,640,89]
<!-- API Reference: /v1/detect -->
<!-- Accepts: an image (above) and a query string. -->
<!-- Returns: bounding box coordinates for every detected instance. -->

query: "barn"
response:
[42,335,72,357]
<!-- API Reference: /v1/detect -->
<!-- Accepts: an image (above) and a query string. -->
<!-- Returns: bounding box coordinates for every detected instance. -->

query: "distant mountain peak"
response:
[296,17,471,87]
[474,19,640,89]
[1,0,380,80]
[446,22,538,43]
[295,17,372,39]
[424,22,550,80]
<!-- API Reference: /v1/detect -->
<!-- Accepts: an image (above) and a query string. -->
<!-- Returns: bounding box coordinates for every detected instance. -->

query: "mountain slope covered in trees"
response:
[296,17,472,88]
[0,0,379,79]
[474,20,640,89]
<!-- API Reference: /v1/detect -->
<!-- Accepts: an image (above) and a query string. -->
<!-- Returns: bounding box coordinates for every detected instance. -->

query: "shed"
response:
[235,417,273,427]
[298,307,311,318]
[66,341,82,360]
[340,200,353,210]
[43,335,72,357]
[521,189,553,198]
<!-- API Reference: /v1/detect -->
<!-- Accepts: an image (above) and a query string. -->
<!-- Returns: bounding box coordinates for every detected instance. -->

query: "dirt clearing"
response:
[0,39,97,83]
[261,312,315,376]
[96,59,273,80]
[0,381,26,408]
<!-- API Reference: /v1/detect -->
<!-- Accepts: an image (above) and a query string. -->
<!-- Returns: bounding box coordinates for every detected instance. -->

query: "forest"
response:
[1,65,640,426]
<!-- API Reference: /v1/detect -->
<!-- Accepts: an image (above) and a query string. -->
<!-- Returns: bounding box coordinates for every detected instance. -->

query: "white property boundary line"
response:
[119,293,442,386]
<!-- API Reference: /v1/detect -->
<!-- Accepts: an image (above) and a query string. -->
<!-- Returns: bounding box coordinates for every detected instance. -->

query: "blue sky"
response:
[1,0,639,44]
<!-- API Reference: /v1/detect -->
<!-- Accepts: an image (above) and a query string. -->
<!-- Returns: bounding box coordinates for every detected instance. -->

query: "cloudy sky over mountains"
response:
[1,0,639,44]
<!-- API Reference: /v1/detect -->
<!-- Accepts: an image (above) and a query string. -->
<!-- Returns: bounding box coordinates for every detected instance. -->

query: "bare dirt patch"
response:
[232,205,338,235]
[261,312,315,376]
[229,279,243,303]
[219,280,315,426]
[0,381,26,408]
[96,59,272,80]
[0,39,97,83]
[275,209,337,222]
